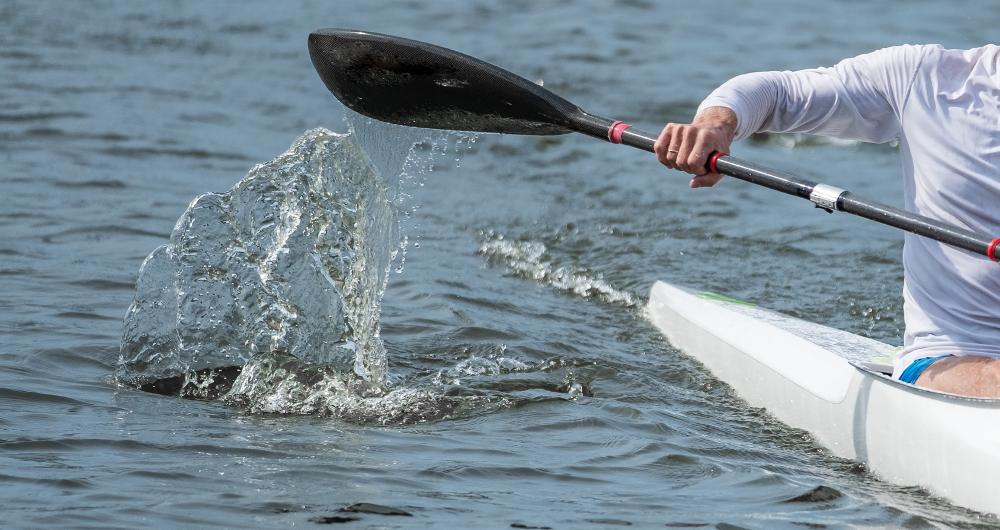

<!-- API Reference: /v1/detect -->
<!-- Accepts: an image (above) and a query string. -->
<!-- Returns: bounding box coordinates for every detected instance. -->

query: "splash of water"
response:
[117,125,589,423]
[119,128,398,388]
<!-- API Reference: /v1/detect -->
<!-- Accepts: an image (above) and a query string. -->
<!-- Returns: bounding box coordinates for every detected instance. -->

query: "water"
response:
[1,0,997,527]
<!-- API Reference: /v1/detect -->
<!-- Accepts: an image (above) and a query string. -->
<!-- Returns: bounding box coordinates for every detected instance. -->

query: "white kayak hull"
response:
[645,280,1000,516]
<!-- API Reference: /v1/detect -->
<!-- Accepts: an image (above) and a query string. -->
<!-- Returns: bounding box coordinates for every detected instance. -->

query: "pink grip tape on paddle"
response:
[707,151,727,174]
[989,238,1000,261]
[608,121,631,144]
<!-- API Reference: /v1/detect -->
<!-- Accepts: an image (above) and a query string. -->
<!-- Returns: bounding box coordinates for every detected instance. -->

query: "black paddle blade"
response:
[308,29,579,135]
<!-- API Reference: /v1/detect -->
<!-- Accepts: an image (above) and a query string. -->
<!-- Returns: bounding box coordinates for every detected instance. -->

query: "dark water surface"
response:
[2,0,997,528]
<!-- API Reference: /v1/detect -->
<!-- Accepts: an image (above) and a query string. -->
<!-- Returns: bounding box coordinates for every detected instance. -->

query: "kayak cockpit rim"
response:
[852,361,1000,404]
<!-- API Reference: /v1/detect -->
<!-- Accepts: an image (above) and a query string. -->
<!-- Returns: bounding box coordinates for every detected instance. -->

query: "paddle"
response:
[308,29,1000,261]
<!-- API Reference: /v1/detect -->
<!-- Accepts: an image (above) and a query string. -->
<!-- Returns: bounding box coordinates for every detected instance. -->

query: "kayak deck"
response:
[645,280,1000,517]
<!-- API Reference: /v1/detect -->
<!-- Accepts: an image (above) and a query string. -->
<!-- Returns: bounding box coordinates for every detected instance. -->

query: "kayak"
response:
[645,280,1000,516]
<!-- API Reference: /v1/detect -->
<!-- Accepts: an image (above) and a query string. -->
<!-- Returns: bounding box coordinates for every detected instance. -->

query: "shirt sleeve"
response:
[697,45,931,143]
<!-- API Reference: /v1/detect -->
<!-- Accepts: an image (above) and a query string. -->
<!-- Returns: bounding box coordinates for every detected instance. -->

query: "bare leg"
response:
[915,356,1000,398]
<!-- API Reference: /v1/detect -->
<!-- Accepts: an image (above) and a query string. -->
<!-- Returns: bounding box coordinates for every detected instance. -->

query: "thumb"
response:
[690,172,723,188]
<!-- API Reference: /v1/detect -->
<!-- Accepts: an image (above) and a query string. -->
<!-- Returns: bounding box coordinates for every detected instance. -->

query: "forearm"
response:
[696,72,783,141]
[660,46,920,183]
[696,64,902,144]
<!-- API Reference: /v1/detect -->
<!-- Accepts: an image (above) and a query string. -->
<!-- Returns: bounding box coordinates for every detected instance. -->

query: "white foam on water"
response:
[477,230,639,308]
[222,352,512,424]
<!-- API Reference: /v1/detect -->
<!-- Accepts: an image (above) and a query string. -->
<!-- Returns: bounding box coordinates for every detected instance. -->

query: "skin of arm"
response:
[653,106,737,188]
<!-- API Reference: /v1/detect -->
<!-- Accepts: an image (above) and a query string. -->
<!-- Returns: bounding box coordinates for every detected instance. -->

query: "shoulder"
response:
[828,45,934,94]
[903,43,1000,65]
[905,44,999,78]
[845,44,936,70]
[919,43,998,57]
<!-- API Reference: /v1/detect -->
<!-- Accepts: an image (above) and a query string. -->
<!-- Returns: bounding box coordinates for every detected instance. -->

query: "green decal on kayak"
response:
[697,291,756,307]
[871,355,896,365]
[870,347,904,366]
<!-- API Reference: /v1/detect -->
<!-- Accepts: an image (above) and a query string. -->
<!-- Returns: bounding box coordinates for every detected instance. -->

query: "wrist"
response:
[693,106,738,140]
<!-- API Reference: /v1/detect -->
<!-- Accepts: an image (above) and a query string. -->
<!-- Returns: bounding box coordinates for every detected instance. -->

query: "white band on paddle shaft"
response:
[809,184,845,211]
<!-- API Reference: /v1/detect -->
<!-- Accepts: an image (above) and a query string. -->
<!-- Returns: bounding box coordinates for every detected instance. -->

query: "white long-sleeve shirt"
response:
[696,44,1000,377]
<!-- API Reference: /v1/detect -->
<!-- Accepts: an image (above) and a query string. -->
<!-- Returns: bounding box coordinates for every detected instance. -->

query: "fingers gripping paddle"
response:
[308,29,1000,261]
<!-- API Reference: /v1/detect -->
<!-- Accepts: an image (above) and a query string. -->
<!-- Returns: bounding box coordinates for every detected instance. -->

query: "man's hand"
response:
[654,106,738,188]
